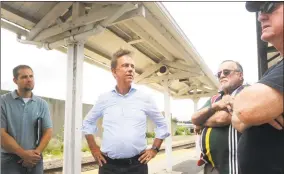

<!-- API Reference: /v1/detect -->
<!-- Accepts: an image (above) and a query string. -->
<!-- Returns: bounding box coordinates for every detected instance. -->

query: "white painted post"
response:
[193,97,200,157]
[63,41,84,174]
[162,79,173,172]
[193,98,199,112]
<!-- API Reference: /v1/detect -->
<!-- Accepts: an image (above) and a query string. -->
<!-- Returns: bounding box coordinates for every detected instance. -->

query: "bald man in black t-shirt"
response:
[230,2,284,174]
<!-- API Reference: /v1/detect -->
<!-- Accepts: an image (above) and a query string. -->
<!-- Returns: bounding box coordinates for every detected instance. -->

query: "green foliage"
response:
[185,129,191,135]
[175,129,183,135]
[43,126,65,157]
[43,125,92,158]
[146,132,155,138]
[171,117,178,123]
[176,126,187,132]
[43,138,63,157]
[175,126,191,136]
[81,140,90,152]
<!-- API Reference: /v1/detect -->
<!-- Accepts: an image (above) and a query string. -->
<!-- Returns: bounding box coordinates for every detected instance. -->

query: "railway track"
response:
[44,142,195,174]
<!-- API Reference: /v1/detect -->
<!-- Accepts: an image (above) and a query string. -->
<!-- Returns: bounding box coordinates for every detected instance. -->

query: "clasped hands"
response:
[18,150,41,168]
[213,95,234,112]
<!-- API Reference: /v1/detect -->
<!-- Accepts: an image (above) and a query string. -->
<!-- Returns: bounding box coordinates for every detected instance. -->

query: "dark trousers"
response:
[1,153,43,174]
[99,155,148,174]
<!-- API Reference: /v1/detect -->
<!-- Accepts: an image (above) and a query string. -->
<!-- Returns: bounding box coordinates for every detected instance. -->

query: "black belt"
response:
[103,154,141,165]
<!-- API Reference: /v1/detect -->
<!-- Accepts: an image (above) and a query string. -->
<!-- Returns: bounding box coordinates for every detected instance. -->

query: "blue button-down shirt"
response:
[82,85,170,159]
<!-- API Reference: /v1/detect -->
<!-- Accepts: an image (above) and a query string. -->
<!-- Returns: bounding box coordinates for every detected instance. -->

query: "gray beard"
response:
[226,84,241,94]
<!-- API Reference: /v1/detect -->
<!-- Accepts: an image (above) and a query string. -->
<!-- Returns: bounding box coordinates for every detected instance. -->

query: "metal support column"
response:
[193,98,199,112]
[193,97,200,157]
[63,40,85,174]
[162,79,173,172]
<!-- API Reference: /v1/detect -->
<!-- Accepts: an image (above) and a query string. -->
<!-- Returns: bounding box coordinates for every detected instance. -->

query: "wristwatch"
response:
[151,146,160,153]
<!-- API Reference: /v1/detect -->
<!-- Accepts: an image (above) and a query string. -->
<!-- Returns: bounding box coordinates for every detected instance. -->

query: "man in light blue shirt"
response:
[82,49,170,174]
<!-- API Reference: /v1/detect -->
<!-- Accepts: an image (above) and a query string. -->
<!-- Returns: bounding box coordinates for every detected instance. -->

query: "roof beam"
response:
[27,2,73,40]
[56,17,64,24]
[41,5,142,43]
[177,85,196,96]
[137,4,219,88]
[1,3,37,29]
[33,5,120,42]
[137,7,191,62]
[124,19,175,61]
[138,71,201,84]
[70,2,86,35]
[100,2,138,27]
[195,76,217,89]
[198,85,215,93]
[106,27,157,62]
[127,38,144,45]
[110,4,145,25]
[43,23,96,43]
[88,4,103,14]
[72,2,85,21]
[33,3,138,42]
[177,86,189,96]
[134,63,163,83]
[1,19,29,36]
[161,60,202,74]
[173,91,216,99]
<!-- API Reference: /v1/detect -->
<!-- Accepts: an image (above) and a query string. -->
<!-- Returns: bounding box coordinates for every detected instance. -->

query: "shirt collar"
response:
[112,84,137,96]
[231,85,245,97]
[11,90,36,102]
[218,83,244,96]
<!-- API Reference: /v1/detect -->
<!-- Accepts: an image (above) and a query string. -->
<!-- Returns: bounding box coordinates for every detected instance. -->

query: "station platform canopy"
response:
[1,1,219,99]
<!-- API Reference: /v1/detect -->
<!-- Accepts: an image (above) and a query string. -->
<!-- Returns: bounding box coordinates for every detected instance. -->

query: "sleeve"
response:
[0,97,7,129]
[198,98,211,111]
[258,61,283,93]
[145,96,170,139]
[41,100,53,129]
[81,96,104,135]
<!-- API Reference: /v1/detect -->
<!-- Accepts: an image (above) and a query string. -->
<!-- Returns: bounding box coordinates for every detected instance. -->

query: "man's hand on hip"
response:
[139,149,157,164]
[90,146,107,167]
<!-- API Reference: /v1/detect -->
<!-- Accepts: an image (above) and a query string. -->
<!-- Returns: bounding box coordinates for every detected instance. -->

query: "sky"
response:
[0,2,258,121]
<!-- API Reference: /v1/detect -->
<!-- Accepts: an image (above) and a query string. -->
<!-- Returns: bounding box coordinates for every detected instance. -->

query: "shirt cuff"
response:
[81,126,98,135]
[154,127,170,139]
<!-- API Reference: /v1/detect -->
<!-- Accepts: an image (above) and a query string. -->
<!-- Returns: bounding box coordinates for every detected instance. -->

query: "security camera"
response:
[158,65,169,75]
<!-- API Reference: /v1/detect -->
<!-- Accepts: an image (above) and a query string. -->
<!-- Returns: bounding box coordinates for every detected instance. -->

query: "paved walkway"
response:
[149,146,203,174]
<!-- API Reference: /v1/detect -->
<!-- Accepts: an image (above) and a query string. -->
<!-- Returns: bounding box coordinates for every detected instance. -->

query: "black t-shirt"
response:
[238,59,284,174]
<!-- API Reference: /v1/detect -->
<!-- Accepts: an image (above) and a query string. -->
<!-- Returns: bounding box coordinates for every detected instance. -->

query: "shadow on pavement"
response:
[173,159,203,174]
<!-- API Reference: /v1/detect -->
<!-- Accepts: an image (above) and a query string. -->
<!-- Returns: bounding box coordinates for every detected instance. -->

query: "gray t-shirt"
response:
[1,90,52,154]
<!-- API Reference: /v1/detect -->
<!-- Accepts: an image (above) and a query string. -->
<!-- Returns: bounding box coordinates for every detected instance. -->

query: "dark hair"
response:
[111,49,133,69]
[13,65,33,79]
[221,60,243,73]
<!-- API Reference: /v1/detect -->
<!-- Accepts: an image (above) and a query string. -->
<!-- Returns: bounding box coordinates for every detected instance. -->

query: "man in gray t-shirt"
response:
[1,65,53,174]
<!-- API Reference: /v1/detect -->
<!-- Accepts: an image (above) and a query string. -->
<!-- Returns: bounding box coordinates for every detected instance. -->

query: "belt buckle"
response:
[128,159,132,165]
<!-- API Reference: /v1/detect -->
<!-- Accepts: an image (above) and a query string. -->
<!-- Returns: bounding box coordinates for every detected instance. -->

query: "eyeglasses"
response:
[259,2,282,14]
[216,69,239,79]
